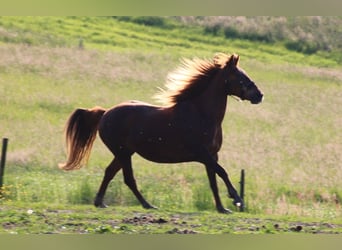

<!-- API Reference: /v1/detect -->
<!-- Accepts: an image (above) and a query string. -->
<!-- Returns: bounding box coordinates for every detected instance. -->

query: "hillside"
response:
[175,16,342,58]
[0,17,341,228]
[0,16,341,66]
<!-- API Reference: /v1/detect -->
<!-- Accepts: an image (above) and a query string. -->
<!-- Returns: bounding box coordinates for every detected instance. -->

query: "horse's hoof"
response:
[94,201,108,208]
[232,198,244,208]
[143,204,158,210]
[232,200,245,212]
[142,201,158,209]
[217,207,233,214]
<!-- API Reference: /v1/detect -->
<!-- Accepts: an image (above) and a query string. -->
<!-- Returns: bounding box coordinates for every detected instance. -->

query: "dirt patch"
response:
[122,215,168,225]
[121,214,198,234]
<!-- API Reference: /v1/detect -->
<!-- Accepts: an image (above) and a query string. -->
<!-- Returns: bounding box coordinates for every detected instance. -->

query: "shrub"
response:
[285,40,320,55]
[204,23,222,36]
[223,26,239,39]
[114,16,174,29]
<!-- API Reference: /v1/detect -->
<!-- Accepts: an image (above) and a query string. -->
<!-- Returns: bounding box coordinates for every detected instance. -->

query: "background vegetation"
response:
[175,17,342,57]
[0,16,341,233]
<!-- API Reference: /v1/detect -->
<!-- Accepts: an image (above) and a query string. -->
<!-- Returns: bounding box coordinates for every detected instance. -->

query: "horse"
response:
[59,53,263,213]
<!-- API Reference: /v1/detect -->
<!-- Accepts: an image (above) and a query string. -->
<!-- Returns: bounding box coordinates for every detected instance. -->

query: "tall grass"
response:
[0,17,341,219]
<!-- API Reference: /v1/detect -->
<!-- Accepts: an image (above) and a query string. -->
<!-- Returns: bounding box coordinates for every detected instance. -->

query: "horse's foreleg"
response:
[120,156,157,209]
[200,152,244,211]
[205,165,232,214]
[94,158,122,208]
[215,164,243,208]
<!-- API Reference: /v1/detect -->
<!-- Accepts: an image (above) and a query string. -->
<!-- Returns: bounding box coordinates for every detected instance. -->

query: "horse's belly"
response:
[133,136,196,163]
[136,148,195,163]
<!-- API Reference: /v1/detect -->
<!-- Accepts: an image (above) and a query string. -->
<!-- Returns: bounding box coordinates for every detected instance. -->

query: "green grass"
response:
[0,17,341,233]
[0,203,341,234]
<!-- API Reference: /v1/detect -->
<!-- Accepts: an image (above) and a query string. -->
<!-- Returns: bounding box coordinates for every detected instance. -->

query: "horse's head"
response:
[218,54,263,104]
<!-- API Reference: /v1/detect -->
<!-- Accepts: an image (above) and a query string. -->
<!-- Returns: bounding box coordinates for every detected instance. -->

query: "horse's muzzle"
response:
[250,93,264,104]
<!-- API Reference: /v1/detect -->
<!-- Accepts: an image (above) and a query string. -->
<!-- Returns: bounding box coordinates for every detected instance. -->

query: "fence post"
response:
[239,169,245,212]
[0,138,9,191]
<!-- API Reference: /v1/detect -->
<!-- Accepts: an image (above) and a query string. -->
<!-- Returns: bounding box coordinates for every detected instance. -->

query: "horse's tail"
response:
[58,106,106,171]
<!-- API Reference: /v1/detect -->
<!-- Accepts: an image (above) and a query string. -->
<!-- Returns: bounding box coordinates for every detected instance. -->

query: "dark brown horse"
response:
[59,53,263,213]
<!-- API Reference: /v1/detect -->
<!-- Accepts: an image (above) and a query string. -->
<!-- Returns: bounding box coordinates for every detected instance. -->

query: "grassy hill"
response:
[175,16,342,59]
[1,16,341,66]
[0,16,341,233]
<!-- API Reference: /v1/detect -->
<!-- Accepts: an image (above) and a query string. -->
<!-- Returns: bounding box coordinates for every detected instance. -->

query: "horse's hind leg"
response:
[120,156,156,209]
[94,158,122,208]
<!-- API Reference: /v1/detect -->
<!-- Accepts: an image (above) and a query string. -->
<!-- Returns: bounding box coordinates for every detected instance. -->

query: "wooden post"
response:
[239,169,245,212]
[0,138,9,191]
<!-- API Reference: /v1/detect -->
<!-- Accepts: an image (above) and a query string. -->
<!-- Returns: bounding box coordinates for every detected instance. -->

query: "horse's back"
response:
[99,100,159,132]
[98,101,162,153]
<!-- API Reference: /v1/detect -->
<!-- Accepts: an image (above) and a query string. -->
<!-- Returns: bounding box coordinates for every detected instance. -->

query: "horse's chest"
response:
[200,126,223,152]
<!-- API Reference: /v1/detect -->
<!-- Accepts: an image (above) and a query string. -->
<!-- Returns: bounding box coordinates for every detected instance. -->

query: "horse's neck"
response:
[193,82,228,124]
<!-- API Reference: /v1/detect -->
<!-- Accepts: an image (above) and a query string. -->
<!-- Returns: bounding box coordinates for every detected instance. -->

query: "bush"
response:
[203,24,222,36]
[114,16,174,29]
[131,17,166,27]
[285,40,320,55]
[223,26,239,39]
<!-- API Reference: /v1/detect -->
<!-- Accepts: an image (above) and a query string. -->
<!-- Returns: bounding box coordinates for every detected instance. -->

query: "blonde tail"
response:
[59,106,106,171]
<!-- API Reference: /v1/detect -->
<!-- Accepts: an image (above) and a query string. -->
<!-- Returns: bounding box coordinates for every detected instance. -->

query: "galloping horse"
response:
[59,53,263,213]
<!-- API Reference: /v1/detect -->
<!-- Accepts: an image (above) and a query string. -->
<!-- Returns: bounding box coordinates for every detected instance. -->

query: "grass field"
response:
[0,16,341,234]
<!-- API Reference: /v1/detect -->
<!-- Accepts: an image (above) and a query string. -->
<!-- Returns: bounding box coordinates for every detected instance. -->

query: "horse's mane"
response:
[154,53,233,106]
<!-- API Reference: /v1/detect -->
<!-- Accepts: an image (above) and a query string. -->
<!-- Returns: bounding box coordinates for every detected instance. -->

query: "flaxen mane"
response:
[155,53,234,106]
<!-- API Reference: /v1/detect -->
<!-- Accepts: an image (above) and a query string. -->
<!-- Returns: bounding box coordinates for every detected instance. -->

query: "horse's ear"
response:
[214,53,227,67]
[227,54,239,68]
[234,54,240,65]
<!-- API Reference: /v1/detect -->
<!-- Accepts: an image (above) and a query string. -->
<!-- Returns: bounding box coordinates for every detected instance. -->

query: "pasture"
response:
[0,17,341,234]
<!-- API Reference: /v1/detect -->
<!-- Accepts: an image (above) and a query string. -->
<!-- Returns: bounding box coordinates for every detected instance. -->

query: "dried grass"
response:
[0,44,172,84]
